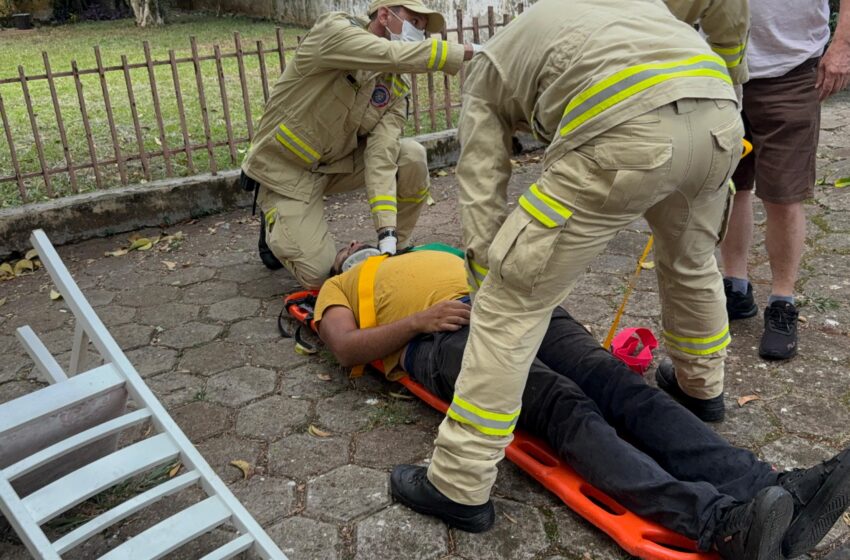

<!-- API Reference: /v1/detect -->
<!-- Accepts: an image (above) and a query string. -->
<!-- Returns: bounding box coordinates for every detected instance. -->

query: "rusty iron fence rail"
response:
[0,6,522,207]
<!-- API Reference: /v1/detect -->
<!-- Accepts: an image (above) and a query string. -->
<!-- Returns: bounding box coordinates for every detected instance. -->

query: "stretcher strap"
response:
[351,255,389,377]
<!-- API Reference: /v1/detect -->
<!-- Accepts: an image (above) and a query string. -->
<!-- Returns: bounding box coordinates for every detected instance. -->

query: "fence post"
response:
[257,39,270,103]
[122,54,152,181]
[214,44,238,166]
[144,41,173,177]
[411,76,421,135]
[43,52,78,193]
[189,36,218,174]
[441,28,453,129]
[94,46,128,185]
[71,60,102,190]
[276,28,286,74]
[0,93,28,203]
[18,65,54,197]
[168,49,195,174]
[487,6,495,39]
[233,32,254,142]
[456,8,465,90]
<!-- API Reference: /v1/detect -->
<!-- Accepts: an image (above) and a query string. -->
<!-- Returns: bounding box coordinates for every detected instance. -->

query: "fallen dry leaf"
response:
[25,249,38,260]
[229,460,253,480]
[105,248,130,257]
[295,342,317,356]
[0,262,13,278]
[49,289,63,301]
[129,238,152,251]
[426,194,436,206]
[435,170,448,177]
[0,297,6,307]
[503,512,518,524]
[317,373,332,381]
[168,462,182,478]
[389,391,414,401]
[737,395,760,407]
[308,424,332,438]
[640,261,655,270]
[14,259,34,275]
[162,260,177,271]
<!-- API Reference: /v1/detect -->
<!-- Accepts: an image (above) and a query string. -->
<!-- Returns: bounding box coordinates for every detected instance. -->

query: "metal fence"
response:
[0,6,521,207]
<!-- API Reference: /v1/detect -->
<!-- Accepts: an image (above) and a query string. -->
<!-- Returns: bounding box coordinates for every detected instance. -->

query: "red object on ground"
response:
[284,292,718,560]
[610,327,659,375]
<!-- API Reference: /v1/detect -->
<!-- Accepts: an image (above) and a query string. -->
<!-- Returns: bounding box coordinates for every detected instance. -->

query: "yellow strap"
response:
[350,254,389,377]
[603,235,654,349]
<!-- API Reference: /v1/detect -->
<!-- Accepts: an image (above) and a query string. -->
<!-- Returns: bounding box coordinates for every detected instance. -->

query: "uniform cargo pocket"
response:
[589,140,673,212]
[488,208,562,295]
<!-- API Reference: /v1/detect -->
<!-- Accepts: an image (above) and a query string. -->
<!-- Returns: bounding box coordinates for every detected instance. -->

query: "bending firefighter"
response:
[240,0,474,288]
[313,246,850,559]
[392,0,757,548]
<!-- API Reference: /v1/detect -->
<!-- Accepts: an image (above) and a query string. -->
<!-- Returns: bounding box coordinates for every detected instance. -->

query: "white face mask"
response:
[388,10,426,42]
[341,246,382,272]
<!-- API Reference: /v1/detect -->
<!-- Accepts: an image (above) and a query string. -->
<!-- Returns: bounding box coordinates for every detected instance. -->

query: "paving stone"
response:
[239,274,296,300]
[825,546,850,560]
[250,340,312,370]
[0,334,14,354]
[0,380,46,404]
[280,362,347,399]
[231,476,297,525]
[96,304,136,327]
[37,326,75,355]
[550,504,630,559]
[265,516,340,560]
[236,395,310,440]
[316,391,379,434]
[208,251,254,267]
[821,211,850,233]
[492,462,559,508]
[226,317,281,344]
[156,321,222,350]
[173,400,232,442]
[196,435,263,483]
[111,323,155,350]
[355,504,448,560]
[353,424,435,469]
[454,498,549,560]
[112,284,182,307]
[0,359,25,384]
[607,230,653,257]
[780,359,850,401]
[179,341,251,376]
[305,464,389,522]
[164,265,216,287]
[182,281,239,305]
[770,394,850,441]
[206,365,276,407]
[621,290,661,318]
[760,435,838,471]
[560,294,613,325]
[136,303,200,329]
[714,399,779,448]
[217,261,271,283]
[147,372,204,408]
[819,233,850,254]
[207,296,260,322]
[268,432,351,480]
[81,288,116,307]
[100,267,164,291]
[588,254,635,276]
[125,345,179,378]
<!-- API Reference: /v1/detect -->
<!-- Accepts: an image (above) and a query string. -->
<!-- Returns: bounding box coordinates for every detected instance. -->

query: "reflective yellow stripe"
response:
[469,259,488,287]
[264,208,276,227]
[518,183,573,228]
[438,40,449,70]
[664,325,731,356]
[391,76,409,96]
[369,195,397,213]
[276,124,320,164]
[428,40,449,70]
[728,179,737,195]
[447,394,520,436]
[428,40,439,69]
[371,205,397,213]
[398,188,429,204]
[713,42,746,69]
[559,55,731,137]
[369,195,397,204]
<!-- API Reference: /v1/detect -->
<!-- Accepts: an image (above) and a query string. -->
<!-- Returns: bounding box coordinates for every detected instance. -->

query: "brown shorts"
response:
[732,57,821,204]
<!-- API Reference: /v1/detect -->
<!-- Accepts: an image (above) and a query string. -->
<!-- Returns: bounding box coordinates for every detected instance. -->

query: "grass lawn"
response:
[0,13,463,208]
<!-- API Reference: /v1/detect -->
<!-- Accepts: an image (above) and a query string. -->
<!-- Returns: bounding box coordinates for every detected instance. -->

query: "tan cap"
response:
[367,0,446,34]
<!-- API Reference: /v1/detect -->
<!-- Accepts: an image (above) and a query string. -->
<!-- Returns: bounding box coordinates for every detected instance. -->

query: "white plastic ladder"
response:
[0,229,287,559]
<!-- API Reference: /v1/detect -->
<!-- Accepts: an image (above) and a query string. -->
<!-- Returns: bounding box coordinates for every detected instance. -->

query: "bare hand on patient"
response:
[412,301,471,333]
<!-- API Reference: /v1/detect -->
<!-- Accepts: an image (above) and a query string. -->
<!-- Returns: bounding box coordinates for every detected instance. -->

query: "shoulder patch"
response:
[371,84,391,108]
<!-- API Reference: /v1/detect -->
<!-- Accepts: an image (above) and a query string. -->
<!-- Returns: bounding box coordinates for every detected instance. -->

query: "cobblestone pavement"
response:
[2,93,850,559]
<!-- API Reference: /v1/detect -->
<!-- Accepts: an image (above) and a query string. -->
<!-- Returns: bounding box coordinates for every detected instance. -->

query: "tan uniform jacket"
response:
[242,12,465,226]
[459,0,746,274]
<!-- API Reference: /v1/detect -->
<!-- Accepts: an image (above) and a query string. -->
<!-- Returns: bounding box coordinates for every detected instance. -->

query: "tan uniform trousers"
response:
[428,98,744,505]
[258,138,430,289]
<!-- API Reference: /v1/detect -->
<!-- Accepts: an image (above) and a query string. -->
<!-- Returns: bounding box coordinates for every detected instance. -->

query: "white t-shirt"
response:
[747,0,831,79]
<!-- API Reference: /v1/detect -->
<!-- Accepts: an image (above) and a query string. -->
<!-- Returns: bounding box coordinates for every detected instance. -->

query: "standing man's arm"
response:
[818,0,850,100]
[665,0,750,84]
[364,100,408,250]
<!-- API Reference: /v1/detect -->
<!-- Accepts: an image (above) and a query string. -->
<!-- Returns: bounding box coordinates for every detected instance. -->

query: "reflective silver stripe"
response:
[664,326,731,356]
[518,185,571,228]
[370,199,397,210]
[559,57,729,136]
[448,402,518,433]
[429,40,446,70]
[470,260,487,286]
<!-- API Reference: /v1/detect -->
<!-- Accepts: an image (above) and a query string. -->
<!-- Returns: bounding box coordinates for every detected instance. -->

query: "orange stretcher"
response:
[282,290,719,560]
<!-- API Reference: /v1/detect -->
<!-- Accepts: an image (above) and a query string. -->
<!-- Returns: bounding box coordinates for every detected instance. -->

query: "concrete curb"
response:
[0,129,544,257]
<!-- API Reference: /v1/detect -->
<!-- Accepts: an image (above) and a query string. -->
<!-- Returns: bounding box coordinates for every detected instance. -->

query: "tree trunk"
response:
[127,0,164,26]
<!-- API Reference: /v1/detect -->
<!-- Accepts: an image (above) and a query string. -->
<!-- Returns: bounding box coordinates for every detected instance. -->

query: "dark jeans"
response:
[405,307,778,550]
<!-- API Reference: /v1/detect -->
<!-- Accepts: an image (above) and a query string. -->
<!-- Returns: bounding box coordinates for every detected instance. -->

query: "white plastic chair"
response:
[0,229,286,559]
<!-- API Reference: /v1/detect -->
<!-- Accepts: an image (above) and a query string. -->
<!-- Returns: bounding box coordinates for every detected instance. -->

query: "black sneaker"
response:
[655,357,725,422]
[258,213,283,270]
[724,279,758,320]
[713,486,793,560]
[759,301,798,360]
[778,447,850,558]
[390,465,495,533]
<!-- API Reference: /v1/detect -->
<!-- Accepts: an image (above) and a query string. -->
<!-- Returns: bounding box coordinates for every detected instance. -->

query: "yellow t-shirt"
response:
[314,250,468,378]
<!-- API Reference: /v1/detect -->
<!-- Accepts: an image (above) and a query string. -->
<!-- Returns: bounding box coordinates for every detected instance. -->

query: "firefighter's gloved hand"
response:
[378,229,398,255]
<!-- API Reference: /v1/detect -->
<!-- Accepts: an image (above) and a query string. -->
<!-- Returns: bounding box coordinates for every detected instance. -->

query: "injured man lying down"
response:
[312,243,850,560]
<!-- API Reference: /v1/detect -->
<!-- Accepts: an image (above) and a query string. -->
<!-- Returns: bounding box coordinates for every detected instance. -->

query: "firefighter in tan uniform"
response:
[241,0,473,289]
[391,0,759,547]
